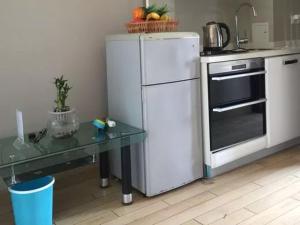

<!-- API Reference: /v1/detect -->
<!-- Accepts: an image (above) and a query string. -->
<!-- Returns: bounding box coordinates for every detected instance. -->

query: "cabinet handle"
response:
[212,98,266,113]
[283,59,298,65]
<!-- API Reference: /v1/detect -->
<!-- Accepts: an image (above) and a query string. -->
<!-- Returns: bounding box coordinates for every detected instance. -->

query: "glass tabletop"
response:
[0,121,145,169]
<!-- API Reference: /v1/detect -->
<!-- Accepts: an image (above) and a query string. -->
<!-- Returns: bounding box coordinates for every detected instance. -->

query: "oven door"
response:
[209,70,266,107]
[210,99,266,152]
[208,62,266,152]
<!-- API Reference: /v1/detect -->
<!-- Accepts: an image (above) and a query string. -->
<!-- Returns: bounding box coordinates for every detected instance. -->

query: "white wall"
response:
[235,0,274,43]
[174,0,236,49]
[174,0,275,48]
[173,0,300,48]
[274,0,300,42]
[0,0,141,138]
[236,0,300,45]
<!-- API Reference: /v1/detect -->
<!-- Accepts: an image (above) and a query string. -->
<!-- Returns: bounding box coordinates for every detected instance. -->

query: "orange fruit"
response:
[132,7,145,21]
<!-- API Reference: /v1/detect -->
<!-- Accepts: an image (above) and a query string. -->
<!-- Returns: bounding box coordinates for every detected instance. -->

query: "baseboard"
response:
[205,137,300,178]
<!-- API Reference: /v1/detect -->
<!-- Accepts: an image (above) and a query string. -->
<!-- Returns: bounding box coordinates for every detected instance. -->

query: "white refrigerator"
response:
[106,32,203,197]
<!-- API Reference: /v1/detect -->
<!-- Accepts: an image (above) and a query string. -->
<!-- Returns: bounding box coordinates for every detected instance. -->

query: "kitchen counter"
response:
[200,47,300,63]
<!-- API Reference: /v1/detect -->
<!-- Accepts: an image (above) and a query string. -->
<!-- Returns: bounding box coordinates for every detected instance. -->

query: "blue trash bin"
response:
[8,176,55,225]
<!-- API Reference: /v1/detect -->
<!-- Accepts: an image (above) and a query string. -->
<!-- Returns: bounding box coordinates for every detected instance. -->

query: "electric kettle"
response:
[203,21,231,52]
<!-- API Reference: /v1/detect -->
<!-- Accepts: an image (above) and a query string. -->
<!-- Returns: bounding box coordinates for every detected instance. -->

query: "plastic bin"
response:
[8,176,55,225]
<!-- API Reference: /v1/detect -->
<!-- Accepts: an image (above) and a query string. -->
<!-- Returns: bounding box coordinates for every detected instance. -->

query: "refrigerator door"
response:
[140,33,200,86]
[142,79,203,196]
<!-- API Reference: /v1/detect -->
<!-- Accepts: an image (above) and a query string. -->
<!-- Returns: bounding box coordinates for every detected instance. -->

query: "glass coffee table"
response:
[0,121,145,205]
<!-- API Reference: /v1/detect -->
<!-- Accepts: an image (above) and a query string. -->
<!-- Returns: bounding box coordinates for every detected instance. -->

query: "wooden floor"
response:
[1,146,300,225]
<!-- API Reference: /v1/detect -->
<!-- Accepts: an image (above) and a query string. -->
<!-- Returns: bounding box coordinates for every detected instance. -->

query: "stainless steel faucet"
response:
[235,2,257,49]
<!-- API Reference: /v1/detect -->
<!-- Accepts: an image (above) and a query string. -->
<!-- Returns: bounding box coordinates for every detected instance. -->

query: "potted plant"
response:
[48,75,79,138]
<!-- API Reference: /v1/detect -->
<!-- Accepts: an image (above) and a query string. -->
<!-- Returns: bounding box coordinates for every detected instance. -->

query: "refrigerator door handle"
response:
[140,37,146,85]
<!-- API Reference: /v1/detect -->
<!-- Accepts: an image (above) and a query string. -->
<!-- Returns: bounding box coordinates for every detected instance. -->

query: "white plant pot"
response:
[48,109,79,138]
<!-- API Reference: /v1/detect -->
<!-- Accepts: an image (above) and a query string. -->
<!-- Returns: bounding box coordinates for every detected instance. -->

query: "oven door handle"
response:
[213,98,267,113]
[211,71,266,81]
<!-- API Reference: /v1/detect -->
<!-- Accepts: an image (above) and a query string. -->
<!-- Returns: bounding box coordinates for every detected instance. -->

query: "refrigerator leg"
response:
[121,144,133,205]
[99,151,110,188]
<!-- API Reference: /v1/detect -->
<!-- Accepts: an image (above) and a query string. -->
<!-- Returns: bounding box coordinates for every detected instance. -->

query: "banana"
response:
[146,12,160,21]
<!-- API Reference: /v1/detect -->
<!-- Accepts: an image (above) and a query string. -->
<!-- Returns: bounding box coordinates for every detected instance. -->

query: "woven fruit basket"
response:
[126,20,178,33]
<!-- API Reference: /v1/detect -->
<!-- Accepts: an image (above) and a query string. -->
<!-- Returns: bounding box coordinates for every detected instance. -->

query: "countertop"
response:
[200,47,300,63]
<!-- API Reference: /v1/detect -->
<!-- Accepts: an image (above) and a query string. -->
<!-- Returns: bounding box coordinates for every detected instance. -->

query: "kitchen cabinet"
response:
[267,54,300,147]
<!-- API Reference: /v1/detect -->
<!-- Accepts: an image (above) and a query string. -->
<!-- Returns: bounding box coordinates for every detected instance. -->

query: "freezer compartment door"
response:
[141,36,200,85]
[142,79,203,196]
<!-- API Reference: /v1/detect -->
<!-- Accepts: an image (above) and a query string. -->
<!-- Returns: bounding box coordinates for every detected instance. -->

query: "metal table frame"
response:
[0,121,145,205]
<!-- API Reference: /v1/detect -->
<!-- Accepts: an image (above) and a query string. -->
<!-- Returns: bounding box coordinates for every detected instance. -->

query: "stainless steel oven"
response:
[208,58,266,152]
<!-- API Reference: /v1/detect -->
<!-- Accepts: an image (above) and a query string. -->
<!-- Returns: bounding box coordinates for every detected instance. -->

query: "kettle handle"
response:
[219,23,231,48]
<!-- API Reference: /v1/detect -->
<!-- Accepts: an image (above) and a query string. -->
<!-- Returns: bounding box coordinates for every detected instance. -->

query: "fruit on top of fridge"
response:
[131,4,170,22]
[156,4,168,16]
[132,7,145,21]
[146,12,160,21]
[160,14,171,21]
[144,4,157,15]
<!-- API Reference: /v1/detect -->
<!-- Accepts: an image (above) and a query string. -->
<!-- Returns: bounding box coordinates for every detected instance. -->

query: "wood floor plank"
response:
[54,195,119,222]
[0,191,12,216]
[54,191,95,214]
[128,192,215,225]
[113,196,164,217]
[55,204,119,225]
[181,220,202,225]
[294,170,300,178]
[253,159,300,186]
[2,147,300,225]
[92,180,122,199]
[54,180,142,222]
[55,210,117,225]
[55,165,98,190]
[0,212,14,225]
[209,209,254,225]
[163,163,263,205]
[54,192,144,225]
[74,211,118,225]
[293,192,300,201]
[208,159,298,196]
[101,201,169,225]
[195,176,299,224]
[245,179,300,214]
[238,198,300,225]
[267,205,300,225]
[54,177,114,214]
[154,183,260,225]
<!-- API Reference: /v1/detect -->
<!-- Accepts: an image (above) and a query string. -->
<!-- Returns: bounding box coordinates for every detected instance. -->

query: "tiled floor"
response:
[1,146,300,225]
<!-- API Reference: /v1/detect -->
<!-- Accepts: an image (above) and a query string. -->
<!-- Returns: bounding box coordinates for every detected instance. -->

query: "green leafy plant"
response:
[144,4,169,16]
[157,4,168,16]
[54,75,72,112]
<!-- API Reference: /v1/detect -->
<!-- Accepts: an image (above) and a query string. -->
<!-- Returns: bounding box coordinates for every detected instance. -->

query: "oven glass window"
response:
[210,102,266,152]
[209,74,265,108]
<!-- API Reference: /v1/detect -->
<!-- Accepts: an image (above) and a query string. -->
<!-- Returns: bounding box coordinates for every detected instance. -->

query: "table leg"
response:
[99,151,109,188]
[121,145,132,205]
[10,165,17,185]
